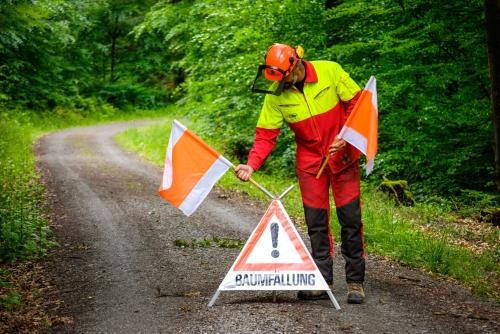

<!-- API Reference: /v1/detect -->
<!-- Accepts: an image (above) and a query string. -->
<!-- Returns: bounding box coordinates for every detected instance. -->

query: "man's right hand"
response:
[234,164,254,181]
[329,137,346,156]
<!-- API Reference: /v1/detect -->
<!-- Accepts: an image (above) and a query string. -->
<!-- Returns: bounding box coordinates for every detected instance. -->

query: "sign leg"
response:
[327,290,341,310]
[208,290,221,307]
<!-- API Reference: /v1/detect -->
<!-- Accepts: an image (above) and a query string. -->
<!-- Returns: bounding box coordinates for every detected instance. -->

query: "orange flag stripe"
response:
[159,132,217,206]
[345,90,378,158]
[159,122,226,210]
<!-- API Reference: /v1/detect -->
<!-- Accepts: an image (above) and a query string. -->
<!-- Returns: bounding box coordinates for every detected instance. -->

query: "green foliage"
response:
[0,270,22,311]
[1,0,495,199]
[134,0,326,175]
[0,291,22,311]
[0,116,55,261]
[0,0,76,109]
[132,0,496,200]
[174,237,244,249]
[0,0,497,291]
[379,178,415,206]
[323,0,493,196]
[355,188,499,298]
[0,0,167,110]
[79,0,169,108]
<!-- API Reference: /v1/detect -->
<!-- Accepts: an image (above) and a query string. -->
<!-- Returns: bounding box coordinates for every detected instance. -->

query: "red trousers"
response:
[297,163,365,284]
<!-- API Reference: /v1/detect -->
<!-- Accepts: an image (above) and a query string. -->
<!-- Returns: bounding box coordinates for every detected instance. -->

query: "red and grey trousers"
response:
[297,163,365,285]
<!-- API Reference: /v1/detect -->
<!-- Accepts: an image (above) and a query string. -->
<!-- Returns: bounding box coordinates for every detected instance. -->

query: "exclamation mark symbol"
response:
[270,222,280,258]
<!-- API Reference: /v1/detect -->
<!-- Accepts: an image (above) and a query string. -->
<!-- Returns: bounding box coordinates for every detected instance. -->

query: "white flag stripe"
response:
[366,158,374,175]
[161,141,173,190]
[366,76,378,113]
[161,122,186,190]
[173,119,187,132]
[217,154,234,168]
[178,157,231,216]
[340,126,368,155]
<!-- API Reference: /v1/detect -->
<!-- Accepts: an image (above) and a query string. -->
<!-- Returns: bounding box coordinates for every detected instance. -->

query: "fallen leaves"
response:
[0,260,72,333]
[418,216,498,255]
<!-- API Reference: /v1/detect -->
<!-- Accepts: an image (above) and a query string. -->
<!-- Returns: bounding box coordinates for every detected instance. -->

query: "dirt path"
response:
[36,121,498,333]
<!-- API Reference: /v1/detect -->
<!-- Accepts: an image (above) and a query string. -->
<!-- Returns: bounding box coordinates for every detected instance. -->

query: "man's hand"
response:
[329,137,346,156]
[235,164,254,181]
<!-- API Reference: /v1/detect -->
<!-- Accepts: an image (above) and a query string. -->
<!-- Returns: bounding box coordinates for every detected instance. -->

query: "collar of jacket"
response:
[303,61,318,83]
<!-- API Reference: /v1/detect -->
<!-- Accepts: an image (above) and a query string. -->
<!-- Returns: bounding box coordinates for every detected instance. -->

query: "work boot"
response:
[297,285,333,301]
[347,282,365,304]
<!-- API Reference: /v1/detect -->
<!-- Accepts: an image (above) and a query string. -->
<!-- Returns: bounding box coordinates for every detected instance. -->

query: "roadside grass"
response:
[117,117,499,301]
[0,269,21,311]
[357,190,499,298]
[0,119,55,262]
[0,106,172,313]
[174,237,245,249]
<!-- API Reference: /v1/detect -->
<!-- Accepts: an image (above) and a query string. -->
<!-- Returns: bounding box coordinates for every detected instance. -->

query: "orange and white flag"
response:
[159,120,232,216]
[339,76,378,175]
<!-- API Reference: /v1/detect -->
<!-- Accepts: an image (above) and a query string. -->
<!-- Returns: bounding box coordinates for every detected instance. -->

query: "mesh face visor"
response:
[251,65,287,96]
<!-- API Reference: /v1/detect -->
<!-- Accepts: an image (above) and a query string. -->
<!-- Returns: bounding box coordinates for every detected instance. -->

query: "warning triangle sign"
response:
[217,200,329,291]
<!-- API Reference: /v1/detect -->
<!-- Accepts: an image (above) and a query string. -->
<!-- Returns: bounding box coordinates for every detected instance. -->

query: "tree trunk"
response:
[485,0,500,193]
[325,0,342,10]
[110,16,119,82]
[394,0,405,12]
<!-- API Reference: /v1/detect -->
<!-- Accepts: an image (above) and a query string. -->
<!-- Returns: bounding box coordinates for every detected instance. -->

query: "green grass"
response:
[174,237,245,249]
[0,289,21,311]
[358,191,498,296]
[0,119,55,261]
[117,116,499,301]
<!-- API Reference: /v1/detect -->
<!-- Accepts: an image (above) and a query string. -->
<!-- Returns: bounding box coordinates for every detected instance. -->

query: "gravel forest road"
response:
[36,121,499,334]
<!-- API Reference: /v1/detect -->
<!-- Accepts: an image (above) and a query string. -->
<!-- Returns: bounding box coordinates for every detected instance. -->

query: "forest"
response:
[1,0,497,201]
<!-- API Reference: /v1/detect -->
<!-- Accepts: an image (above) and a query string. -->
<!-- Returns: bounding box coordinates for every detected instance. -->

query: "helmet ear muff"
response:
[287,46,304,65]
[295,45,304,59]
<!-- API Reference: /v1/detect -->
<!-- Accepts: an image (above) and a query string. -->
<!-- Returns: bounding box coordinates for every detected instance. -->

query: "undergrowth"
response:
[0,119,55,262]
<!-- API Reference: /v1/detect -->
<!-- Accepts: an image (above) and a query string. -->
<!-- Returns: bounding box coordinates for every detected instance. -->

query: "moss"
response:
[380,177,415,206]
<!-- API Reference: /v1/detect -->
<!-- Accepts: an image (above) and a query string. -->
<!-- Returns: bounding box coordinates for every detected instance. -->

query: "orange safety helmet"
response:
[264,44,304,81]
[251,43,305,95]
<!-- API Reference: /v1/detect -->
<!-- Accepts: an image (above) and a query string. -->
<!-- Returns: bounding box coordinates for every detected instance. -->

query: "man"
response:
[235,43,366,304]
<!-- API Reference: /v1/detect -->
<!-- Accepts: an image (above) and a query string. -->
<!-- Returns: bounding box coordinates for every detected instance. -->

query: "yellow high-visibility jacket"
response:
[248,60,362,174]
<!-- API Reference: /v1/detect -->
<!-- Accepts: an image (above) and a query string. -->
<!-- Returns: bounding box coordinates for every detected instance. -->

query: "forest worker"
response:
[235,43,366,304]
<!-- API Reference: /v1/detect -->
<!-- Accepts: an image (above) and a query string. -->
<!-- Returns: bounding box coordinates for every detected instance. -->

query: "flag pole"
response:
[230,165,276,199]
[248,176,276,199]
[316,155,330,179]
[316,134,346,179]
